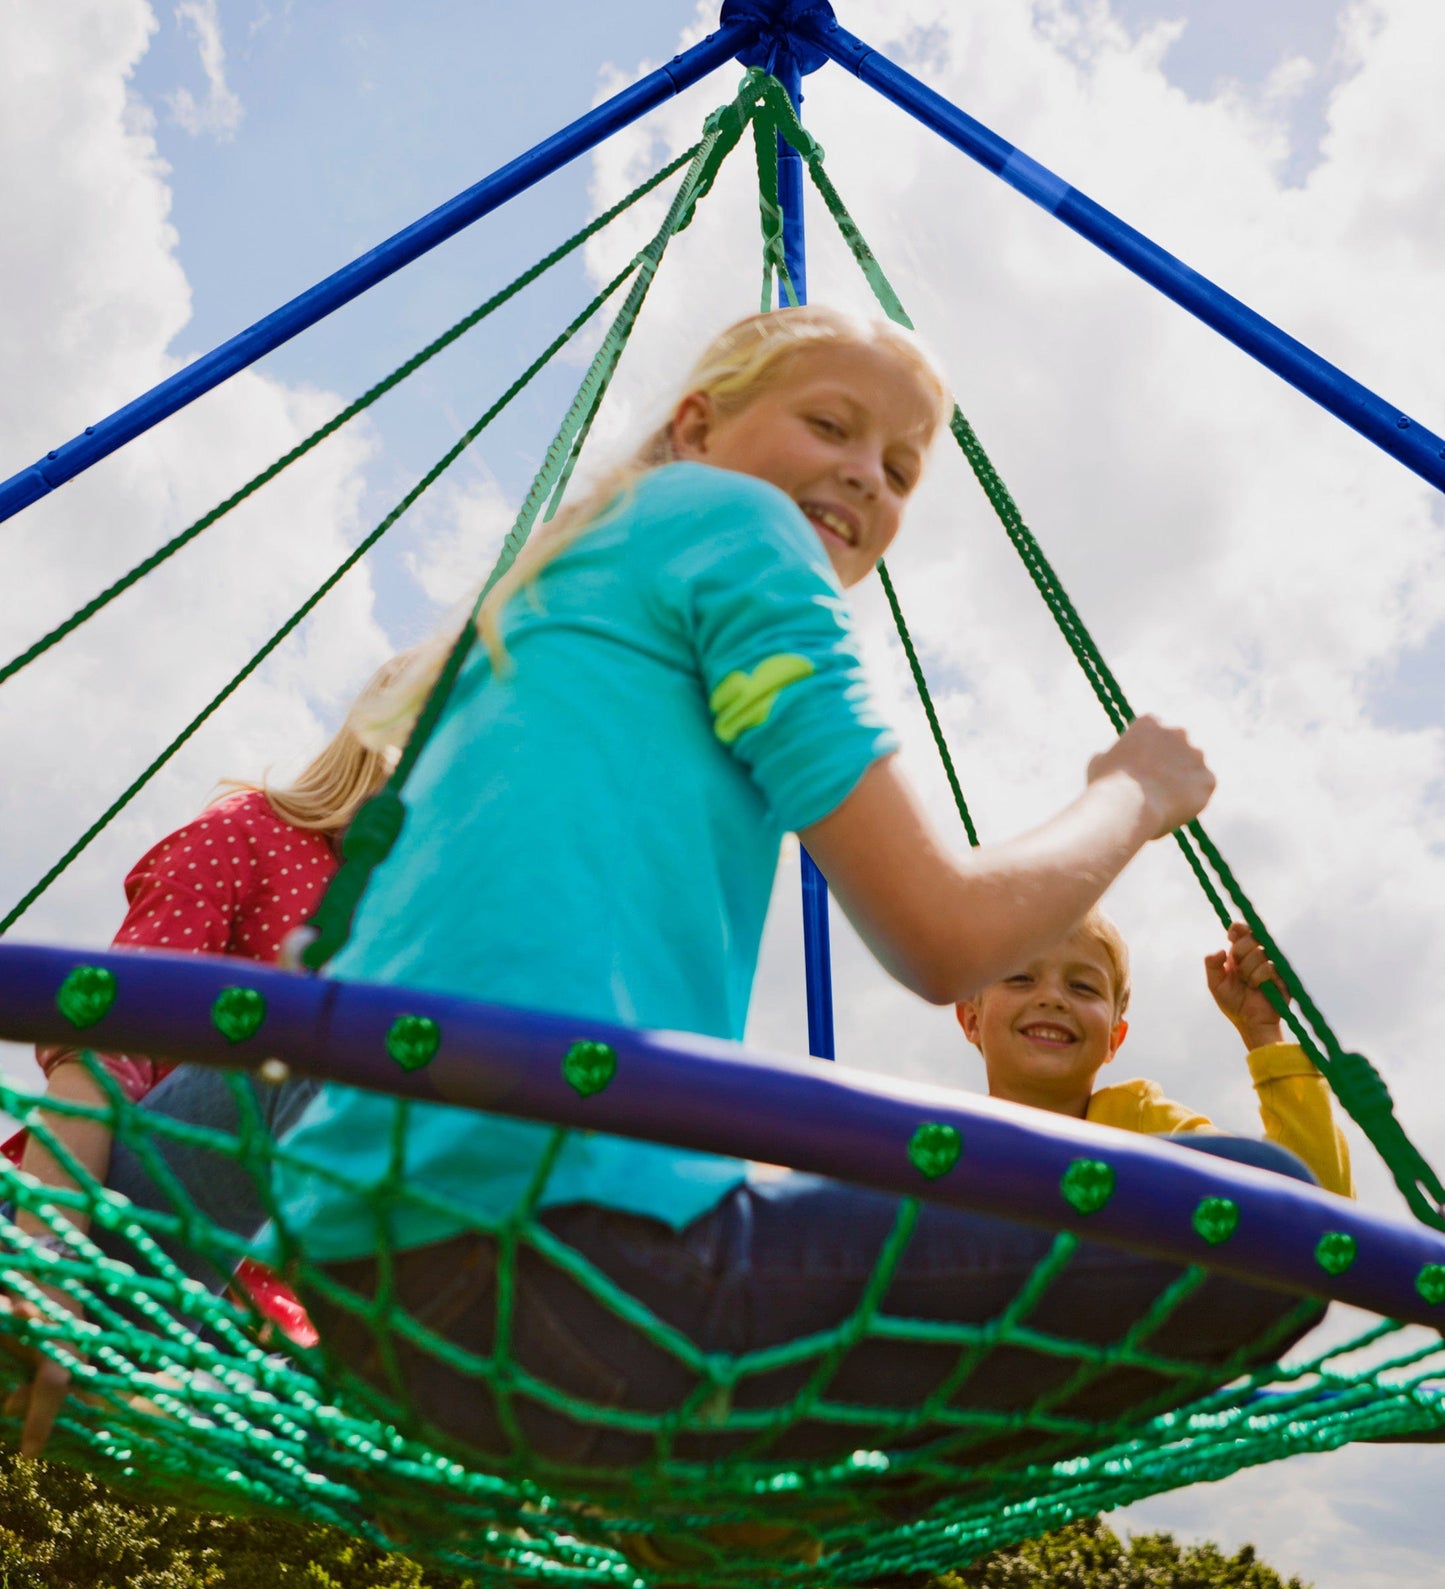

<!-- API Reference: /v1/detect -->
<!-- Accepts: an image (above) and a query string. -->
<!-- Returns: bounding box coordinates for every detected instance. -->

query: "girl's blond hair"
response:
[361,304,952,752]
[217,649,421,835]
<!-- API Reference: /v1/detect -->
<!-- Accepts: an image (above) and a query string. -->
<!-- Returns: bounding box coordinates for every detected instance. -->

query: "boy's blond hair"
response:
[1076,906,1131,1020]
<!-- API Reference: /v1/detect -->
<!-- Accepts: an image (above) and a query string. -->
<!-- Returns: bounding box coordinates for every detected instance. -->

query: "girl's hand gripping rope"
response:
[1087,715,1215,840]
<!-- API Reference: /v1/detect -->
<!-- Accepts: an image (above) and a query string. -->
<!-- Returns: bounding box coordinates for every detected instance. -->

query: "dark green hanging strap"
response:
[0,144,701,696]
[750,85,977,847]
[755,75,1445,1230]
[750,93,798,313]
[0,260,643,938]
[876,563,981,848]
[300,79,762,973]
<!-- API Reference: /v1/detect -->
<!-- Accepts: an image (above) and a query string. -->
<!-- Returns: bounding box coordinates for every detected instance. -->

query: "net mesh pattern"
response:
[1,1059,1443,1586]
[2,69,1443,1589]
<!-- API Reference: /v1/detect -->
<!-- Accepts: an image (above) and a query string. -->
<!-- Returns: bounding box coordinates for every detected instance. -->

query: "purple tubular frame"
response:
[4,939,1445,1327]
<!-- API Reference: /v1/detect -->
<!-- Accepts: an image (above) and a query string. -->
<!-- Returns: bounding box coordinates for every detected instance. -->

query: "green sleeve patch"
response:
[709,654,816,744]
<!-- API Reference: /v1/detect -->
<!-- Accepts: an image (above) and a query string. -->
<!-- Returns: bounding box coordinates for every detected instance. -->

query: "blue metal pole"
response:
[802,16,1445,496]
[776,56,809,303]
[771,57,836,1062]
[0,20,757,526]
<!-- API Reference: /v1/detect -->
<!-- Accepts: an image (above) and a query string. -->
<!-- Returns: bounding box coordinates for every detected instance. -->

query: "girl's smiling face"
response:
[668,340,940,587]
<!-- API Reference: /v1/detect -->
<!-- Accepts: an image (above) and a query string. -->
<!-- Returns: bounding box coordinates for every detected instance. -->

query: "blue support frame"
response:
[800,11,1445,496]
[727,4,836,1057]
[5,0,1442,1072]
[775,54,837,1062]
[0,18,758,525]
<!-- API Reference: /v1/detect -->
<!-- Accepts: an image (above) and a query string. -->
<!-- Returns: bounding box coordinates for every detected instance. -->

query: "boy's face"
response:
[956,926,1127,1115]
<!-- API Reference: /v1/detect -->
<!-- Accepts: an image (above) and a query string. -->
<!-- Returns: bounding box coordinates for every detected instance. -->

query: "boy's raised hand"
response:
[1205,923,1286,1051]
[1086,715,1215,840]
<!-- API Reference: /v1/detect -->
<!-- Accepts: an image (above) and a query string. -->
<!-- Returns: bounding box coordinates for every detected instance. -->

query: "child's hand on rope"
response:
[1087,715,1215,839]
[1205,923,1287,1052]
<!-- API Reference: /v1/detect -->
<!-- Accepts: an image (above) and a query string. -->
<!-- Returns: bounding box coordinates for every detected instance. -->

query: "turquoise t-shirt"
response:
[271,462,897,1262]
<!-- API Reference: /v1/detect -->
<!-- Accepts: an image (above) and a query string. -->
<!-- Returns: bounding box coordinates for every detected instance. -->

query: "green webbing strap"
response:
[300,78,761,972]
[749,92,975,846]
[0,144,701,695]
[751,104,796,313]
[0,260,643,937]
[753,77,1445,1230]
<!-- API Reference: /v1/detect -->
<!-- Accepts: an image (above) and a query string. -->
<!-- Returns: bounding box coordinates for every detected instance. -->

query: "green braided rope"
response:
[751,105,793,314]
[753,75,1445,1227]
[877,562,981,847]
[2,1044,1441,1585]
[1,78,1442,1581]
[750,90,976,847]
[300,78,761,971]
[0,143,701,695]
[0,258,642,936]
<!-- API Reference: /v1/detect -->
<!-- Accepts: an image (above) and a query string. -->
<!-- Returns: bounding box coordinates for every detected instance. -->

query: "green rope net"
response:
[1,69,1443,1589]
[1,1053,1443,1587]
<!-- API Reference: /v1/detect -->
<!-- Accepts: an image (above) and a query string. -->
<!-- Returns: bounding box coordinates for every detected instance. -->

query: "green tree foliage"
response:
[0,1454,470,1589]
[941,1514,1311,1589]
[0,1458,1309,1589]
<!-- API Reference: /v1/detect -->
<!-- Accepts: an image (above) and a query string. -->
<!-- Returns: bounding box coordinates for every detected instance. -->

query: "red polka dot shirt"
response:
[36,789,339,1100]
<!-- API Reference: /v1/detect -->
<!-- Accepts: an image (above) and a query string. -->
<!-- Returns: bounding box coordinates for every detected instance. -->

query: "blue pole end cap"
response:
[720,0,835,75]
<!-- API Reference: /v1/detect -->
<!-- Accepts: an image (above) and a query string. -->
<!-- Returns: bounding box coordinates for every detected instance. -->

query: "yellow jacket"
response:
[1085,1042,1355,1199]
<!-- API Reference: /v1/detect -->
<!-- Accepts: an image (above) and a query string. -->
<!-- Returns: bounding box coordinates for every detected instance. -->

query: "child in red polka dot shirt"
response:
[3,652,409,1435]
[30,788,339,1104]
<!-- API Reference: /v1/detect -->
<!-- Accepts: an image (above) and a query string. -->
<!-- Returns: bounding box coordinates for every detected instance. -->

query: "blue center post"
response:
[726,1,836,1059]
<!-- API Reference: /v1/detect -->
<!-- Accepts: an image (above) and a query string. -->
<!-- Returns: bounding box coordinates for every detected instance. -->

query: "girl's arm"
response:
[802,716,1212,1004]
[14,1059,114,1245]
[3,806,245,1455]
[4,1059,113,1457]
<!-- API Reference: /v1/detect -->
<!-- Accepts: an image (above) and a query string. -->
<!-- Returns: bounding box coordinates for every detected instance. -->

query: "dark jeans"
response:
[307,1135,1323,1474]
[95,1063,319,1291]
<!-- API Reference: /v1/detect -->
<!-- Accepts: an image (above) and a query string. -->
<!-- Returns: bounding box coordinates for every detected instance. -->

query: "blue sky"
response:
[111,0,1439,728]
[4,3,1445,1583]
[108,0,1407,659]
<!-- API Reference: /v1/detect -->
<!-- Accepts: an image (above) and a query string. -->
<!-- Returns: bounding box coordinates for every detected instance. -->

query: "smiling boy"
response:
[955,910,1355,1197]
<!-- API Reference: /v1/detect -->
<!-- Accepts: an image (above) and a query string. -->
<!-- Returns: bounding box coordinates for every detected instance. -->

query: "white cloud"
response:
[404,468,515,609]
[583,0,1445,1581]
[165,0,242,140]
[0,3,385,1079]
[2,0,1443,1581]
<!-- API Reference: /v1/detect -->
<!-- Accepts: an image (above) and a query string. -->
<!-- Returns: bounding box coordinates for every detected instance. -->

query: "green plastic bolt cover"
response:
[1060,1158,1115,1215]
[1314,1231,1358,1276]
[211,986,267,1044]
[908,1122,962,1180]
[56,965,117,1030]
[386,1014,441,1072]
[1416,1264,1445,1305]
[562,1040,618,1098]
[1193,1196,1240,1246]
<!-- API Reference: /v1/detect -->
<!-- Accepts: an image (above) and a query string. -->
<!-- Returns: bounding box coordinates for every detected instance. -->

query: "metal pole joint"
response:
[720,0,834,78]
